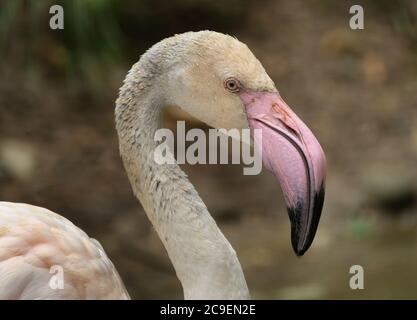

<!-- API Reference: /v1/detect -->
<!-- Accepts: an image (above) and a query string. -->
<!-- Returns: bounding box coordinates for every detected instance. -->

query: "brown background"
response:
[0,0,416,298]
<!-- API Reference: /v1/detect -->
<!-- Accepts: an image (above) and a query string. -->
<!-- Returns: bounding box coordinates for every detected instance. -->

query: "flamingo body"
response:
[0,202,129,299]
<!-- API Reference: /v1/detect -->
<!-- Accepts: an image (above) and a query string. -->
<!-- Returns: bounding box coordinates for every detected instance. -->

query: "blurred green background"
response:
[0,0,417,299]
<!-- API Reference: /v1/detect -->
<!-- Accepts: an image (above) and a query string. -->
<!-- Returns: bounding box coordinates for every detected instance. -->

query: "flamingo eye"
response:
[224,78,241,93]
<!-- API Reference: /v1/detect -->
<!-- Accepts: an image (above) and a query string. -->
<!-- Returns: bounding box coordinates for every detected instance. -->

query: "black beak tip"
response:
[294,245,308,257]
[290,232,309,257]
[288,183,325,257]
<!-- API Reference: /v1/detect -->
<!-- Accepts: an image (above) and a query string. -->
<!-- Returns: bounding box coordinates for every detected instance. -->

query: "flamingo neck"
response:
[115,60,249,299]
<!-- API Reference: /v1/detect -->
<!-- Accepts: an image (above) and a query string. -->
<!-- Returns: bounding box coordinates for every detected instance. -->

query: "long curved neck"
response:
[115,60,249,299]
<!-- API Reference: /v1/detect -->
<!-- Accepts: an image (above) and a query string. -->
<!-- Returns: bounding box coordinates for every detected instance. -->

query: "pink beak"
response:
[240,90,326,256]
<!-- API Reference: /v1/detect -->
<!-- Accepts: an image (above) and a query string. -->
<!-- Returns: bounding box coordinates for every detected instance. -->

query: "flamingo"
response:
[0,31,326,300]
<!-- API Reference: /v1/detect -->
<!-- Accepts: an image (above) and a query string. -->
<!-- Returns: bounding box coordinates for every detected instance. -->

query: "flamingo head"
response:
[166,31,326,255]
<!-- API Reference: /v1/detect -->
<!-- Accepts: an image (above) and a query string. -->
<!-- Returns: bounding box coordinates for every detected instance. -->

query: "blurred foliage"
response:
[368,0,417,49]
[0,0,123,84]
[0,0,256,82]
[313,0,417,62]
[348,216,374,239]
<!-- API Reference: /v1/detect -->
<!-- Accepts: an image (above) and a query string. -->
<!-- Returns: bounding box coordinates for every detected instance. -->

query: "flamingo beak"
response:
[240,90,326,256]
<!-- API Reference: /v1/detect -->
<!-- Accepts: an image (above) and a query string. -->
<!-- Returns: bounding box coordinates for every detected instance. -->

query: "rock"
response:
[362,167,416,213]
[0,139,37,181]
